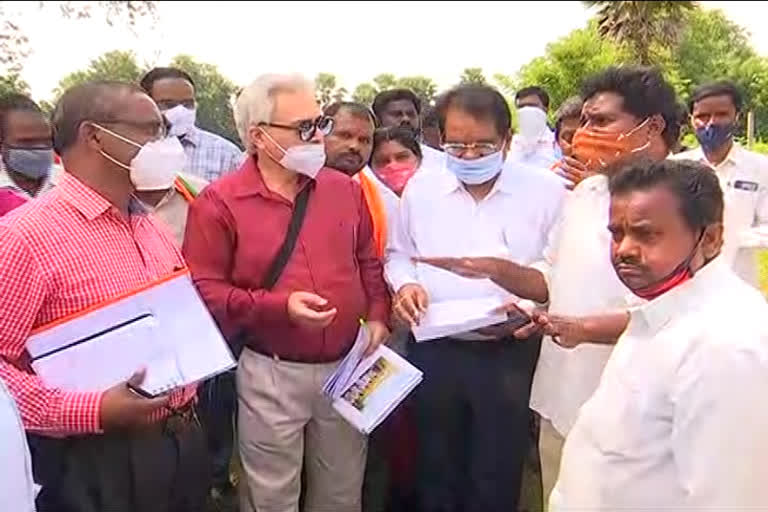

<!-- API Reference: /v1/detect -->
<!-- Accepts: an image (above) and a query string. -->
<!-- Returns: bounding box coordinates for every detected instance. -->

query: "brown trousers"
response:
[30,417,210,512]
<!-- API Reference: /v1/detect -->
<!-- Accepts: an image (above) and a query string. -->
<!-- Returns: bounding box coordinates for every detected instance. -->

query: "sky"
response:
[8,1,768,101]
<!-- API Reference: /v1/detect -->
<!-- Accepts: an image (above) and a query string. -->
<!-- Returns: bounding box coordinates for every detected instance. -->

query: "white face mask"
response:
[517,106,548,141]
[163,105,197,137]
[92,123,187,191]
[259,128,326,179]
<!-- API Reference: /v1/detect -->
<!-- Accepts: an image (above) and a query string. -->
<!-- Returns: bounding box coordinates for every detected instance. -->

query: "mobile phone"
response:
[127,382,157,399]
[505,308,532,331]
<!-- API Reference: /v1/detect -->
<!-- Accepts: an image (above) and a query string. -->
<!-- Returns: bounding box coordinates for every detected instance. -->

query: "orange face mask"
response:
[571,118,651,173]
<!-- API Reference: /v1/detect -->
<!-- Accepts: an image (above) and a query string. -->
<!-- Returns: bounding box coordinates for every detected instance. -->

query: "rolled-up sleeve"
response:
[182,188,291,338]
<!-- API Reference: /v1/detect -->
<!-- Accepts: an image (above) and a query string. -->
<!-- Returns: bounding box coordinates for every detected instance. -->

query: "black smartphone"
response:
[505,308,532,331]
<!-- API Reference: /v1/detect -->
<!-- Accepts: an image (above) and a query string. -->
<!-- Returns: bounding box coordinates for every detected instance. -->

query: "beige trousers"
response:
[539,418,565,507]
[237,349,367,512]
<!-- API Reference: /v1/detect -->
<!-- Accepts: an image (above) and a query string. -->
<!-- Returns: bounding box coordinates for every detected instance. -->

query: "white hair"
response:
[234,73,315,154]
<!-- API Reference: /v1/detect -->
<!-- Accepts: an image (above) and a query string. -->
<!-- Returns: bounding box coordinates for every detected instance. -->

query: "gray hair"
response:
[234,73,315,153]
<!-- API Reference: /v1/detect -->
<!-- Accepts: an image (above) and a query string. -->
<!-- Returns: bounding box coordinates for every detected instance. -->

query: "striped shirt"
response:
[181,126,244,182]
[0,172,195,436]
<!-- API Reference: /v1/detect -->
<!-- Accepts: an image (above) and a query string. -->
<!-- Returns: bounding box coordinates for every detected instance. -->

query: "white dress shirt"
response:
[385,160,565,306]
[506,130,557,170]
[673,144,768,289]
[419,143,446,173]
[552,259,768,510]
[0,378,37,511]
[529,175,632,436]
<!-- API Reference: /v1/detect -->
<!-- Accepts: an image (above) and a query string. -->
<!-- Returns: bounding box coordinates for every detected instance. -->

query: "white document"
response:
[412,297,507,342]
[323,326,423,434]
[27,271,236,396]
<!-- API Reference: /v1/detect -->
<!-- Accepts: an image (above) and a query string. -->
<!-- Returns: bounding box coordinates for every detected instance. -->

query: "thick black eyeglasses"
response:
[260,116,334,142]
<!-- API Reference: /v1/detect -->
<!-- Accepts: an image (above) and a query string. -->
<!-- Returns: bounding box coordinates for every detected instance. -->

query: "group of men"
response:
[1,61,768,512]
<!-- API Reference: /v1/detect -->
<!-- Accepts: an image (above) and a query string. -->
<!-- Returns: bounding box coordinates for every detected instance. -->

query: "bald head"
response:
[52,81,152,155]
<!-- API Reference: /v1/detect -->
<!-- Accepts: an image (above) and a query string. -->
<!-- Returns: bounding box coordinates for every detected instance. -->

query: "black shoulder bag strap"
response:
[261,184,312,289]
[229,184,312,358]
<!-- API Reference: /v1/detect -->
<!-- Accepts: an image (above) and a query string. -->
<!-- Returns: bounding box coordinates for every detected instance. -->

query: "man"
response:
[323,100,409,512]
[324,100,397,257]
[0,81,208,511]
[552,159,768,509]
[140,67,243,182]
[183,73,391,512]
[387,84,565,512]
[508,86,556,168]
[372,88,444,171]
[421,106,442,151]
[552,96,582,159]
[0,94,55,201]
[417,67,680,500]
[674,81,768,289]
[133,171,208,246]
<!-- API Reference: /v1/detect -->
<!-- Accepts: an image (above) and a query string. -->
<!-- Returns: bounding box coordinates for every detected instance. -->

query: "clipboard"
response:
[26,269,236,396]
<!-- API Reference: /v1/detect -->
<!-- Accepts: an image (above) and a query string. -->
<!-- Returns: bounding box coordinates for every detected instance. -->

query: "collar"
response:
[433,162,517,197]
[58,172,114,221]
[0,169,26,196]
[694,142,743,169]
[179,126,201,148]
[632,257,730,334]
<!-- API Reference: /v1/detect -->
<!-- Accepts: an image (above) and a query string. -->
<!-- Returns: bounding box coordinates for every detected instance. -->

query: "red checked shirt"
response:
[0,172,196,436]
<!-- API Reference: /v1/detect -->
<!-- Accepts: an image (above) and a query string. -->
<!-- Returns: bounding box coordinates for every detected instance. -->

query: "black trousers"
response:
[409,336,541,512]
[198,370,238,488]
[30,417,210,512]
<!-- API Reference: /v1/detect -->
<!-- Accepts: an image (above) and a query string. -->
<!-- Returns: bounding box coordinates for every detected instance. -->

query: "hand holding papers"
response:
[26,270,236,397]
[323,322,423,434]
[412,297,509,342]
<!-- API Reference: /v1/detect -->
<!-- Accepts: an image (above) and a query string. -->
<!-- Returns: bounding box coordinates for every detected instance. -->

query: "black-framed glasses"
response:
[259,116,334,142]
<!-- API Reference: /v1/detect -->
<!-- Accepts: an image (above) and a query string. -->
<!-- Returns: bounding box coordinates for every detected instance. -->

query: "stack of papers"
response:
[323,325,423,435]
[27,271,236,397]
[412,297,507,342]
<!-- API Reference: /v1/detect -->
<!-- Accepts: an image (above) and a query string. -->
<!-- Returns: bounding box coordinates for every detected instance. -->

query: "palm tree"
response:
[584,1,696,66]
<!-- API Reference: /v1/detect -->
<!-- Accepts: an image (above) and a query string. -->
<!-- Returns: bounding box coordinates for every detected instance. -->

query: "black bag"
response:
[229,184,312,357]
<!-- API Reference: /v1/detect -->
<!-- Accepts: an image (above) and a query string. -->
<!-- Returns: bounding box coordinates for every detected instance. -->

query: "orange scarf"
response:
[358,172,388,258]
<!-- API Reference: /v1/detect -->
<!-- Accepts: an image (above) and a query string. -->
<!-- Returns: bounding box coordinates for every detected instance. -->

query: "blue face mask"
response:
[2,147,54,180]
[445,151,504,185]
[695,122,734,153]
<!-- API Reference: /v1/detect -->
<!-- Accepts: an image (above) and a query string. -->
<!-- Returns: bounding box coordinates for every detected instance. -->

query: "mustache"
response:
[613,255,645,269]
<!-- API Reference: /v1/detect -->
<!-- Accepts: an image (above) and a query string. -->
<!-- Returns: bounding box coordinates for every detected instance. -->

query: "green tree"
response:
[459,67,487,85]
[0,73,30,97]
[498,21,629,115]
[315,72,338,107]
[1,2,156,78]
[372,73,397,92]
[55,50,144,96]
[584,1,696,66]
[352,83,378,106]
[396,76,438,104]
[170,55,240,145]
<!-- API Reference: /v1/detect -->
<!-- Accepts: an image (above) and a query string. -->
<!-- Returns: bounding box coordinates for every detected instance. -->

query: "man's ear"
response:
[702,222,725,260]
[648,114,666,139]
[249,125,265,152]
[81,122,102,152]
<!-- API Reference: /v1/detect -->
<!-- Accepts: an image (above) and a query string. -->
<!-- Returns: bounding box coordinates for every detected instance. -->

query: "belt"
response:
[244,344,342,364]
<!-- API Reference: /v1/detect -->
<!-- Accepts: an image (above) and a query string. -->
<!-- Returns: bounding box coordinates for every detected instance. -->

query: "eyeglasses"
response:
[441,142,500,157]
[92,118,167,138]
[259,116,334,142]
